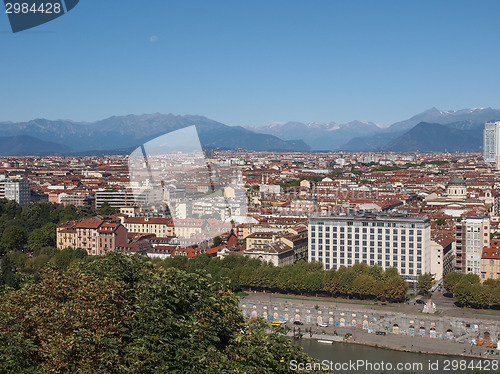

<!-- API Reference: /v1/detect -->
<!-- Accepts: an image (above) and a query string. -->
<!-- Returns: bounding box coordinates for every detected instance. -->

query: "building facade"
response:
[73,217,128,256]
[56,221,78,249]
[0,179,30,206]
[95,189,131,209]
[481,241,500,281]
[455,217,490,275]
[308,214,432,285]
[483,121,500,163]
[124,216,175,237]
[244,241,295,267]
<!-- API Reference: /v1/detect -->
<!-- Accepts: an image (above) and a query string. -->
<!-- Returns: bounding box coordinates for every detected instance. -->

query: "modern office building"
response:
[483,121,500,163]
[0,179,31,206]
[95,189,131,209]
[455,216,490,275]
[308,214,432,285]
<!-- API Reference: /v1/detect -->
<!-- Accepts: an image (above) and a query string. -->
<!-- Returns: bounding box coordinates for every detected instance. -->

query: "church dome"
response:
[447,177,466,186]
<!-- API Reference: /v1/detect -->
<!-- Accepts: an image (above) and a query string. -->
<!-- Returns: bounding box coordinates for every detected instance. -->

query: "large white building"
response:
[308,214,432,285]
[0,179,30,206]
[455,216,490,275]
[483,121,500,163]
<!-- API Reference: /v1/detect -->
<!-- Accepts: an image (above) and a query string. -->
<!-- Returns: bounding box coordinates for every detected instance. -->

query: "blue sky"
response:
[1,0,500,126]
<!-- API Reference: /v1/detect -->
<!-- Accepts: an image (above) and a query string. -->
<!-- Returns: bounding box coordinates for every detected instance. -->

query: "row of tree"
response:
[444,272,500,308]
[162,256,409,301]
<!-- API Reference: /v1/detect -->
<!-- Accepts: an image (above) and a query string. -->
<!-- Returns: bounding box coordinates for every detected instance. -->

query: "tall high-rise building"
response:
[483,121,500,163]
[0,179,31,206]
[309,214,432,285]
[455,216,490,275]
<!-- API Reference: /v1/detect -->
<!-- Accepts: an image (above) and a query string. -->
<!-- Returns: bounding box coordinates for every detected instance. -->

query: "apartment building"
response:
[58,192,94,207]
[0,179,30,206]
[95,189,131,209]
[480,240,500,281]
[56,221,78,249]
[309,214,432,285]
[124,216,175,237]
[74,217,127,256]
[455,217,490,275]
[246,231,278,251]
[244,241,295,267]
[97,223,128,254]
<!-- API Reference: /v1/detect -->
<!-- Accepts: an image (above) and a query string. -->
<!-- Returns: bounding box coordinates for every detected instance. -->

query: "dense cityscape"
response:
[3,1,500,373]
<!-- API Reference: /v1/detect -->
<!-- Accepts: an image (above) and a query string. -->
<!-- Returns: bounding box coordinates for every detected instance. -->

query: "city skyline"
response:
[3,0,500,370]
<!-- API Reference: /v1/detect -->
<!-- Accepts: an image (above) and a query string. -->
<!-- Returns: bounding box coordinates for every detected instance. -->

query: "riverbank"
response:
[287,327,499,360]
[240,292,500,359]
[294,339,487,374]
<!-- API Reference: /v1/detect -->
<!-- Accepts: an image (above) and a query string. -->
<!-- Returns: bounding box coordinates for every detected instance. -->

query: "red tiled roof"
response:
[482,247,500,260]
[74,217,103,229]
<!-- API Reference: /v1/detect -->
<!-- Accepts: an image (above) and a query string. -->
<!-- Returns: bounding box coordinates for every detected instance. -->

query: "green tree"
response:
[27,222,57,250]
[383,276,409,300]
[323,269,340,295]
[454,273,482,306]
[212,235,223,247]
[435,218,446,226]
[0,253,325,373]
[0,225,26,253]
[454,281,473,306]
[303,271,324,294]
[352,274,376,298]
[417,273,433,295]
[468,284,492,308]
[51,248,87,270]
[443,271,463,294]
[383,267,400,279]
[338,269,357,296]
[96,202,118,216]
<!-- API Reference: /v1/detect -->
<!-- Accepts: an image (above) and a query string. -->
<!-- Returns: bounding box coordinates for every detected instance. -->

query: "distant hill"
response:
[1,107,498,154]
[338,107,500,151]
[0,114,310,154]
[0,135,72,156]
[387,107,500,132]
[339,131,404,152]
[249,107,500,151]
[247,120,381,150]
[195,123,309,151]
[379,122,482,152]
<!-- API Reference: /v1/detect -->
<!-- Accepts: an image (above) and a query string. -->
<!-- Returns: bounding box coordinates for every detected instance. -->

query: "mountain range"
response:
[0,114,310,155]
[248,107,500,152]
[0,107,498,155]
[379,122,483,153]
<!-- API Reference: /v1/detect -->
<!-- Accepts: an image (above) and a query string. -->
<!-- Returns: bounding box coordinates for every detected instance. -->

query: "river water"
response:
[295,339,499,373]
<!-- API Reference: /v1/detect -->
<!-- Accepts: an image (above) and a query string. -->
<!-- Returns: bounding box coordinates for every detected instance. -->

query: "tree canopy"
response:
[0,253,323,373]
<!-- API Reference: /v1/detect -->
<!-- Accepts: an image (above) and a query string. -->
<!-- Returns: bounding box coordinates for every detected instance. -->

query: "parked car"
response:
[415,299,425,305]
[376,331,387,336]
[293,321,304,325]
[319,322,329,328]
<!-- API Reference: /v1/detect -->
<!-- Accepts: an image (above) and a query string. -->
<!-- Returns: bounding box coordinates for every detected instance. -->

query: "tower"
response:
[483,121,500,163]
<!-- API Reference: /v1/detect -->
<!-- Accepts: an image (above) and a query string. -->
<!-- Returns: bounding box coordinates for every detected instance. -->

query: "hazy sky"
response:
[1,0,500,126]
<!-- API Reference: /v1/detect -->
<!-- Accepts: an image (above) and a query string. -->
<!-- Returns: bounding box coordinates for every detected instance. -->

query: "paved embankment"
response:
[240,292,500,359]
